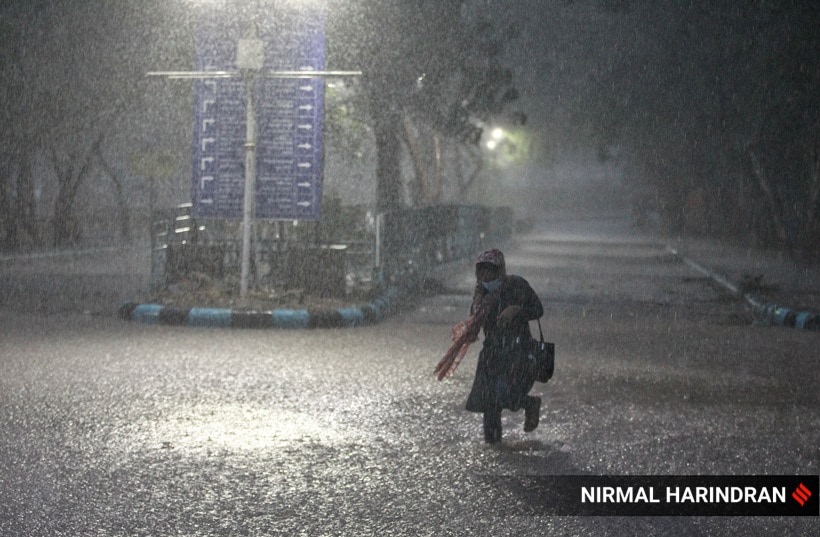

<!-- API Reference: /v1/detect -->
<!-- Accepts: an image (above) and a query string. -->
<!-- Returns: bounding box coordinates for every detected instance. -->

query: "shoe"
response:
[524,396,541,432]
[484,410,502,443]
[484,427,502,444]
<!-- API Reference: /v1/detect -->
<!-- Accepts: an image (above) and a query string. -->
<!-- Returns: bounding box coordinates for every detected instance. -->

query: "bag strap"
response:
[537,318,545,342]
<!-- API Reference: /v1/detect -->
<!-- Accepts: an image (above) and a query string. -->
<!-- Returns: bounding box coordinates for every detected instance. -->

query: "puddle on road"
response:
[123,404,356,454]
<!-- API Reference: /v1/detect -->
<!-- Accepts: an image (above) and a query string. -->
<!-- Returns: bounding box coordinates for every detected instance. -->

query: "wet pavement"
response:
[0,216,817,535]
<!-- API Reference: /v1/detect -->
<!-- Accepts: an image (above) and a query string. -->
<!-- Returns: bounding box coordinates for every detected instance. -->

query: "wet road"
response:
[1,217,817,535]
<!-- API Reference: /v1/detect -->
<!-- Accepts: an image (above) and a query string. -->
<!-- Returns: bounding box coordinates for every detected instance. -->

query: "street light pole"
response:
[236,34,264,299]
[240,75,257,299]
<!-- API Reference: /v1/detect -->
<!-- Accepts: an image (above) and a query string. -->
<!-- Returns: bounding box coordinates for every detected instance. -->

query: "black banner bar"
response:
[484,475,819,516]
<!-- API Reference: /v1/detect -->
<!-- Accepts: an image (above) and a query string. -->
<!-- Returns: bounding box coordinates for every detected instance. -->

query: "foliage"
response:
[326,0,524,211]
[0,1,189,251]
[572,0,819,252]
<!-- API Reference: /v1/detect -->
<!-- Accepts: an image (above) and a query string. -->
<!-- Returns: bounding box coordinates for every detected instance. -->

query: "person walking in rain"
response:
[436,249,544,444]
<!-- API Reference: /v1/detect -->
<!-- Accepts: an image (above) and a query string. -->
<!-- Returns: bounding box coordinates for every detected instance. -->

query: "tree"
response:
[1,1,190,250]
[38,1,160,247]
[572,0,819,251]
[327,0,523,211]
[0,2,49,250]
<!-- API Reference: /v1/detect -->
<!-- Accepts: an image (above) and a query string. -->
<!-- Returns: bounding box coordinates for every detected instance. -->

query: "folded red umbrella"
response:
[434,319,478,380]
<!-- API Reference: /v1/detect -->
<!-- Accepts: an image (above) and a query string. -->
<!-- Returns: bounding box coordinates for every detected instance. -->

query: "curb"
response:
[666,245,819,331]
[119,286,401,329]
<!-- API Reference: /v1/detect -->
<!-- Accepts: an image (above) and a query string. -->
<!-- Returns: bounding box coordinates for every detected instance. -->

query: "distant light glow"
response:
[486,139,498,150]
[491,128,504,140]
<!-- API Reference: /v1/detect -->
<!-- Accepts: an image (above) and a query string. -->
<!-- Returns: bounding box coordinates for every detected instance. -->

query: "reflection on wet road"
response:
[1,218,816,535]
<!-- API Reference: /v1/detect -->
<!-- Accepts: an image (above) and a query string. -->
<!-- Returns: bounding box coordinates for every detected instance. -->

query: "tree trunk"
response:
[16,149,37,248]
[0,166,9,250]
[748,148,789,246]
[373,106,403,214]
[50,135,103,248]
[96,149,131,240]
[2,147,39,251]
[401,117,445,206]
[431,132,443,203]
[52,194,78,248]
[803,138,820,259]
[402,115,427,206]
[456,145,484,197]
[806,137,819,233]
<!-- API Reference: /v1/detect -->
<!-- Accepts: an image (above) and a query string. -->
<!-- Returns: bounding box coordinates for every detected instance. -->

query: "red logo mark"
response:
[791,483,812,507]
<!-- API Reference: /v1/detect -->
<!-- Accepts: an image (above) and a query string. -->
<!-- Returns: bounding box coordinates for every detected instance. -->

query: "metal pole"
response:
[375,213,382,269]
[240,74,257,299]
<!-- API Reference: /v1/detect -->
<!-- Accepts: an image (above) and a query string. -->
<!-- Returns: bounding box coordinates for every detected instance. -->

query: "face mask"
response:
[482,277,503,292]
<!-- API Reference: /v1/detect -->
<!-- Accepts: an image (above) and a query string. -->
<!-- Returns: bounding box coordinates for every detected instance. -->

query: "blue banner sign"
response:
[193,3,325,220]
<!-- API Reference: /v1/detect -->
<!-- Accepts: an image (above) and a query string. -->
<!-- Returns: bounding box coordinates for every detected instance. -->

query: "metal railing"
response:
[149,203,513,296]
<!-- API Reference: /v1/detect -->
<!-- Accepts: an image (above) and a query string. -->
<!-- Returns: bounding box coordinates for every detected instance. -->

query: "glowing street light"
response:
[486,127,504,150]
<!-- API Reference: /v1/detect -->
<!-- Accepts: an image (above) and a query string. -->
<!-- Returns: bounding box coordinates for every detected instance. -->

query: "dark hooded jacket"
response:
[465,274,543,413]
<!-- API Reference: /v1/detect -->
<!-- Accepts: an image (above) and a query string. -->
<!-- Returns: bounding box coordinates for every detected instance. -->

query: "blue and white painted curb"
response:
[759,304,820,330]
[119,286,401,329]
[666,245,819,331]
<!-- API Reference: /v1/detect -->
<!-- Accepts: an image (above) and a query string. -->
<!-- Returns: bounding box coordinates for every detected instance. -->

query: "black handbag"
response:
[522,319,555,383]
[506,318,555,383]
